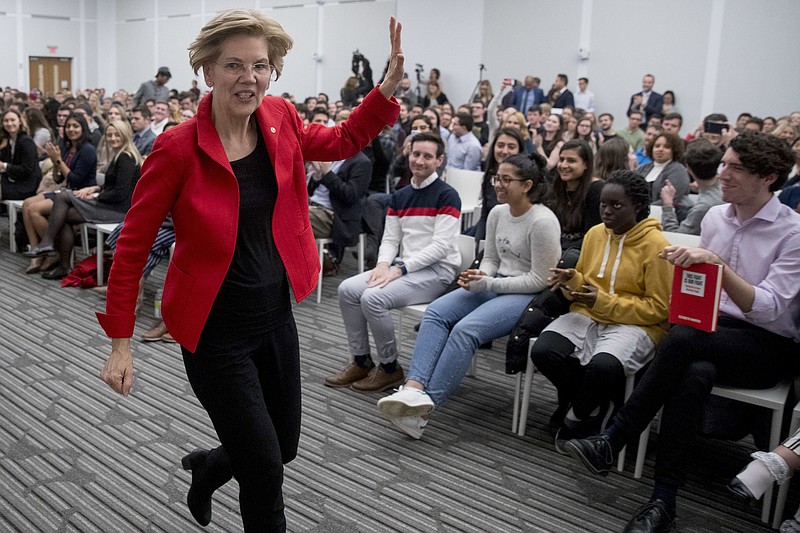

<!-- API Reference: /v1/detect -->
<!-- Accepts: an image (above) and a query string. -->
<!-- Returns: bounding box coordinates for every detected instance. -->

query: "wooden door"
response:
[29,57,72,96]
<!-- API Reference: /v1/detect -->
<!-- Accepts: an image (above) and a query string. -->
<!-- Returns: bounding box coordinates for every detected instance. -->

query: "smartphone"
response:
[704,121,726,134]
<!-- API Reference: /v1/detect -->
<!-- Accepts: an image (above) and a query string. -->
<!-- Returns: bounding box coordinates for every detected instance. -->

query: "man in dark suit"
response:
[129,106,156,157]
[308,151,373,266]
[511,76,545,113]
[629,73,664,130]
[551,73,574,109]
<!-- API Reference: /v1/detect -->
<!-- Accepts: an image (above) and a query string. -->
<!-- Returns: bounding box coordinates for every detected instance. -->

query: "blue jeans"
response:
[407,288,535,407]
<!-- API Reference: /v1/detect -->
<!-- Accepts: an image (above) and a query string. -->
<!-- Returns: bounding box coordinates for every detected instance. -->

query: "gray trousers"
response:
[338,264,453,364]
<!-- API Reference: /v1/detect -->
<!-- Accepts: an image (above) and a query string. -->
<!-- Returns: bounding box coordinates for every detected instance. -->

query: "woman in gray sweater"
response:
[376,153,562,439]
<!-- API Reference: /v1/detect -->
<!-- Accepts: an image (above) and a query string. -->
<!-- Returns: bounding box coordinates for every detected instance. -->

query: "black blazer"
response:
[0,133,41,200]
[310,151,373,259]
[552,89,575,109]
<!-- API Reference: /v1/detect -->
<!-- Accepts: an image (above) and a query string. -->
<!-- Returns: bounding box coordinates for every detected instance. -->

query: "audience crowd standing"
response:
[2,58,800,532]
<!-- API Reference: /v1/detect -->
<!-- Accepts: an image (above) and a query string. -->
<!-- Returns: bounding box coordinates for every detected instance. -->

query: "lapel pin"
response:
[270,127,276,133]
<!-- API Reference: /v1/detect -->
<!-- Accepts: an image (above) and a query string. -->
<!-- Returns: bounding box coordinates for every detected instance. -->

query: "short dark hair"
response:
[663,112,682,125]
[682,139,722,181]
[131,105,151,119]
[627,109,643,119]
[527,104,542,114]
[557,73,569,85]
[599,112,614,122]
[410,115,433,130]
[606,170,651,221]
[745,117,764,131]
[737,112,753,121]
[578,77,588,84]
[410,131,445,158]
[645,132,685,161]
[704,113,728,123]
[729,131,795,191]
[455,112,474,131]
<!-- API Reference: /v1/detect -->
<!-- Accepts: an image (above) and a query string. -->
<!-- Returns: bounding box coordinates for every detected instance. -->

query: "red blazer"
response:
[97,88,399,352]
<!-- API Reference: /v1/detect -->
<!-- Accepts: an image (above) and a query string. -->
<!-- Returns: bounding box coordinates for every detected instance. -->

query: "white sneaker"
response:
[376,385,435,419]
[390,416,428,440]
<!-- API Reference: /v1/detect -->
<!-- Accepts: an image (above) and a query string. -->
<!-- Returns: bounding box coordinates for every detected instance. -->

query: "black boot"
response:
[181,448,233,526]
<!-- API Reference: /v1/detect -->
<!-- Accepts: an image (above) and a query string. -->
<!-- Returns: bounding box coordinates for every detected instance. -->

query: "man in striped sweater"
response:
[325,132,462,392]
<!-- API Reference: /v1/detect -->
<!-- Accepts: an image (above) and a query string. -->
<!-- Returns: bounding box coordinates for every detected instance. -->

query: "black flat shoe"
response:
[23,244,55,257]
[41,265,68,280]
[623,499,675,532]
[565,434,617,476]
[728,477,758,502]
[182,449,213,526]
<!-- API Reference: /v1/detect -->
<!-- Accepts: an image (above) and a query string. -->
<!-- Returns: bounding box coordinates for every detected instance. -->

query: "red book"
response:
[668,262,724,332]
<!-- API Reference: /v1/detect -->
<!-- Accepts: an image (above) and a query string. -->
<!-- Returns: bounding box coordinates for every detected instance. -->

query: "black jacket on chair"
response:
[309,151,372,261]
[0,133,41,200]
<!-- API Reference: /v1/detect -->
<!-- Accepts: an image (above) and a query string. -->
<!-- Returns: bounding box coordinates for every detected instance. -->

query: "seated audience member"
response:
[594,138,632,181]
[376,153,561,439]
[532,171,671,448]
[23,107,53,156]
[744,117,763,132]
[597,112,618,144]
[72,103,103,147]
[566,132,800,533]
[24,120,141,279]
[22,113,97,273]
[499,111,534,154]
[636,132,692,220]
[324,133,461,393]
[390,115,444,190]
[660,139,724,234]
[468,127,524,241]
[550,139,603,250]
[778,184,800,211]
[575,116,600,154]
[730,428,800,532]
[773,122,797,147]
[762,116,777,134]
[470,100,489,146]
[535,113,566,171]
[661,112,683,137]
[129,106,156,157]
[422,108,449,141]
[618,110,645,152]
[635,124,663,166]
[446,112,482,171]
[783,137,800,187]
[307,130,373,268]
[0,109,41,200]
[150,100,170,136]
[691,113,732,149]
[420,80,448,109]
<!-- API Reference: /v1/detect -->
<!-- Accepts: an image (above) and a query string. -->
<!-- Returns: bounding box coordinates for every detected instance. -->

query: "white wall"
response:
[1,0,798,129]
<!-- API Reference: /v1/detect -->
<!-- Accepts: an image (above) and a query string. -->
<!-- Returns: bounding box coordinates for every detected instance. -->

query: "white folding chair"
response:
[444,168,484,228]
[315,233,365,304]
[4,199,24,252]
[80,222,121,286]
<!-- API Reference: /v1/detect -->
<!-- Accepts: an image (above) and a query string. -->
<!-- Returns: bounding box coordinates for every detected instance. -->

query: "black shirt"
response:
[201,126,290,342]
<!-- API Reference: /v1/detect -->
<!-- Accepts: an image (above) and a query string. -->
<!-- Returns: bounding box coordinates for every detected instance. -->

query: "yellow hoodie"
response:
[564,218,673,343]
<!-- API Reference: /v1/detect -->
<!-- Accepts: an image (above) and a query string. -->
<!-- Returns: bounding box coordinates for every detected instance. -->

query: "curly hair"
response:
[645,132,685,161]
[606,170,651,221]
[503,152,549,204]
[730,131,795,191]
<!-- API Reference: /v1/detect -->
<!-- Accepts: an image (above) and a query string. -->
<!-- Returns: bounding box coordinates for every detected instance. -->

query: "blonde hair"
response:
[502,111,531,141]
[106,120,144,168]
[188,9,293,79]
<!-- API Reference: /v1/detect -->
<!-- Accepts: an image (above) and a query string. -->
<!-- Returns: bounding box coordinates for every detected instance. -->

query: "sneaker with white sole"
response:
[389,416,428,439]
[376,385,435,419]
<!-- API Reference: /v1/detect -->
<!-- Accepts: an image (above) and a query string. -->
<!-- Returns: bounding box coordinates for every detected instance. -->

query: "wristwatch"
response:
[392,259,408,275]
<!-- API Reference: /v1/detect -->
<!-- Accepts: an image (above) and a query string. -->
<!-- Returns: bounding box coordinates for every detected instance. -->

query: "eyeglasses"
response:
[491,174,526,187]
[216,62,277,81]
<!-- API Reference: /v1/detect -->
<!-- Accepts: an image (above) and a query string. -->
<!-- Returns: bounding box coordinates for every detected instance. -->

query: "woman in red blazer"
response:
[98,10,402,531]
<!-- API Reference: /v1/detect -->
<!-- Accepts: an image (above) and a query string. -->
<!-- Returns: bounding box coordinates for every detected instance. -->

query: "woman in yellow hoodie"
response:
[530,170,672,450]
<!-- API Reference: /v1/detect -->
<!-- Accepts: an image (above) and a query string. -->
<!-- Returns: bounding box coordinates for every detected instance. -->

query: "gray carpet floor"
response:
[0,216,787,532]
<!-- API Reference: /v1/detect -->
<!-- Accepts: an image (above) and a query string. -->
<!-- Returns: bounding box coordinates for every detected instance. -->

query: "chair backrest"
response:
[445,168,484,209]
[663,231,701,247]
[457,234,476,272]
[649,204,663,221]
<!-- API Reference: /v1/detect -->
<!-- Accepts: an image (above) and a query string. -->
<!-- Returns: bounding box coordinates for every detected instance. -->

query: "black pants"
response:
[530,331,625,419]
[612,318,794,486]
[182,317,301,532]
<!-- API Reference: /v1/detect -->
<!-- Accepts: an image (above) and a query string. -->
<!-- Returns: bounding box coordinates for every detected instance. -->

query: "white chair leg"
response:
[512,372,522,434]
[467,353,478,377]
[634,420,653,479]
[517,356,535,437]
[8,202,18,252]
[357,233,365,273]
[316,239,325,304]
